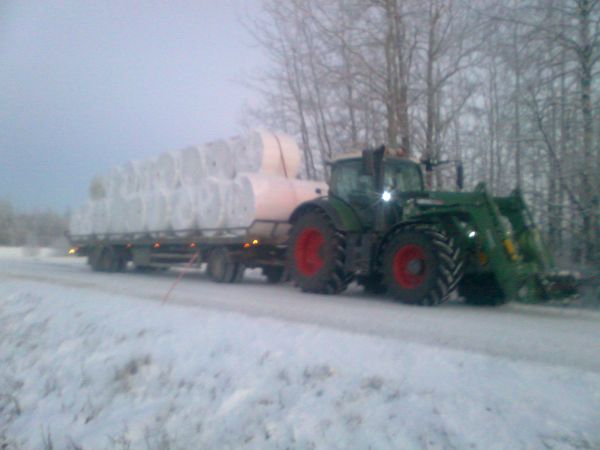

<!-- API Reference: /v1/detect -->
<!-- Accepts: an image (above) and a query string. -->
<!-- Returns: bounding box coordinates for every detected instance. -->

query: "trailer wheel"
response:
[262,266,288,284]
[459,274,506,306]
[134,265,159,273]
[99,246,123,273]
[381,224,462,306]
[207,248,237,283]
[232,263,245,283]
[288,210,348,294]
[89,247,103,272]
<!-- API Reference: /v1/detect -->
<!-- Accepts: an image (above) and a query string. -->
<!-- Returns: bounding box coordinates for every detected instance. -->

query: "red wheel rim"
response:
[295,228,324,276]
[393,244,426,289]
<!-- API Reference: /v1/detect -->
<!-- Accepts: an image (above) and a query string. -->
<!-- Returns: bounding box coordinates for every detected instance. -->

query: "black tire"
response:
[357,274,387,295]
[381,224,463,306]
[287,210,348,294]
[262,266,288,284]
[232,263,245,283]
[207,248,237,283]
[88,247,103,272]
[459,274,506,306]
[134,265,159,273]
[99,247,122,273]
[116,252,127,272]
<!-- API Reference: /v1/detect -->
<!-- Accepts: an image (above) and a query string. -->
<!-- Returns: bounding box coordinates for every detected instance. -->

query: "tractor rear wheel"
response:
[288,210,348,294]
[381,224,462,306]
[458,274,506,306]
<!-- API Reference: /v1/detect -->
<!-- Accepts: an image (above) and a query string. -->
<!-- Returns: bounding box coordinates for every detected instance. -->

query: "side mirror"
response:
[456,163,464,190]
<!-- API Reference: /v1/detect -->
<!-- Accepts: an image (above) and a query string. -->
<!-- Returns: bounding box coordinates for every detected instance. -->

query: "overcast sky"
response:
[0,0,265,213]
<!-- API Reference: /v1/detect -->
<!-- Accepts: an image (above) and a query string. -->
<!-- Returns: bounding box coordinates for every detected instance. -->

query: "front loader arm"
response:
[408,183,570,302]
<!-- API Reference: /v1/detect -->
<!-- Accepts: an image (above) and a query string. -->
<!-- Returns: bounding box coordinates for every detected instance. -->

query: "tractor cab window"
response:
[330,160,375,206]
[384,161,423,193]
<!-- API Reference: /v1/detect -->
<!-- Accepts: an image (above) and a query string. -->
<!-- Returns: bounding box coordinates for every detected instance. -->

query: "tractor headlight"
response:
[468,230,477,239]
[382,191,392,202]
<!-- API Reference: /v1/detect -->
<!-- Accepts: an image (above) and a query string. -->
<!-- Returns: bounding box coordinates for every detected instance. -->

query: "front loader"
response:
[287,146,578,306]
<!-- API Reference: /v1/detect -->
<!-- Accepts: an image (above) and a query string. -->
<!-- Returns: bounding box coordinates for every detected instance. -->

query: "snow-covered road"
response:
[1,252,600,449]
[1,254,600,373]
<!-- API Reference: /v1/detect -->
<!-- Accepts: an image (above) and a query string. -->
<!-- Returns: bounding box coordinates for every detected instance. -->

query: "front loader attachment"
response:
[422,184,579,303]
[495,189,580,301]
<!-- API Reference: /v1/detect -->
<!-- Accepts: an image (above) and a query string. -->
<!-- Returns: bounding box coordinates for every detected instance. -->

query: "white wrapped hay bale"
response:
[170,187,197,233]
[204,140,235,179]
[80,205,93,235]
[146,190,171,232]
[138,158,156,193]
[108,195,128,234]
[69,203,93,236]
[122,160,142,195]
[227,173,328,236]
[178,145,206,186]
[154,151,181,190]
[91,200,110,236]
[196,178,231,234]
[230,130,302,179]
[126,195,146,233]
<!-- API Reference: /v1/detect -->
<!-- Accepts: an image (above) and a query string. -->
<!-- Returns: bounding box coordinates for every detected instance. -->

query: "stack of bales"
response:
[69,130,328,238]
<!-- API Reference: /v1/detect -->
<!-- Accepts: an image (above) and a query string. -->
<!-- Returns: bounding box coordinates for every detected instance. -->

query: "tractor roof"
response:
[330,148,420,164]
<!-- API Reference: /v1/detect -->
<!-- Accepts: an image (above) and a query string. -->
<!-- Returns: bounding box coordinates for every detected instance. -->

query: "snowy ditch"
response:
[1,279,599,449]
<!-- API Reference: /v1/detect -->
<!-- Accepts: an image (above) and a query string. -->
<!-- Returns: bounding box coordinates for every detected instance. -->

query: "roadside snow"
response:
[1,280,599,450]
[0,246,61,259]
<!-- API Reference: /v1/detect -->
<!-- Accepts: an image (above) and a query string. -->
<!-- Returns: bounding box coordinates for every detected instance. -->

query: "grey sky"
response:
[0,0,264,213]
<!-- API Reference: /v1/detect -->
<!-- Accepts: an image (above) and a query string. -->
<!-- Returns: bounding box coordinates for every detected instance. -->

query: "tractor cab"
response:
[328,148,423,226]
[330,151,424,207]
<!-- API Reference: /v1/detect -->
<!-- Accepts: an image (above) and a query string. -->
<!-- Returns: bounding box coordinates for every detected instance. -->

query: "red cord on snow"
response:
[162,251,200,304]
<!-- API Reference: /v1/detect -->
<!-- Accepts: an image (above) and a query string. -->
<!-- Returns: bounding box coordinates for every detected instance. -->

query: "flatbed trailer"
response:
[67,219,292,284]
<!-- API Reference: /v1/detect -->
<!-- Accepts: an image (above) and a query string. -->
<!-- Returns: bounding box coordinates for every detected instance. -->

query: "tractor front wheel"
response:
[288,211,348,294]
[381,225,462,306]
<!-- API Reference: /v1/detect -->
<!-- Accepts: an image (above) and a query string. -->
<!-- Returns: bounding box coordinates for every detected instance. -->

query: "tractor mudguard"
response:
[289,197,363,232]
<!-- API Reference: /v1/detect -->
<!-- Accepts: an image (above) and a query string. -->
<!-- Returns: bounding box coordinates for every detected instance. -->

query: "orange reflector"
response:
[503,239,518,261]
[153,242,160,249]
[479,251,488,266]
[243,243,251,249]
[190,242,197,248]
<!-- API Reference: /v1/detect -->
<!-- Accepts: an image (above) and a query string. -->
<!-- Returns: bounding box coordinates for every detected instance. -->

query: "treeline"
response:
[246,0,599,266]
[0,199,68,247]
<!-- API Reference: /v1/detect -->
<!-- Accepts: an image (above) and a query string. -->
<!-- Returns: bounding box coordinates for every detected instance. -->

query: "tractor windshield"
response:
[330,158,423,204]
[384,161,423,192]
[330,159,375,205]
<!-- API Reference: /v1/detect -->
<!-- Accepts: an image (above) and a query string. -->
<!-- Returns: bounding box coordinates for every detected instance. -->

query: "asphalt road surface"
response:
[2,254,599,373]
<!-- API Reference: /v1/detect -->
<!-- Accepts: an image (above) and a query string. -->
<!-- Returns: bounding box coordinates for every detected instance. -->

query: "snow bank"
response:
[1,280,599,450]
[0,247,62,258]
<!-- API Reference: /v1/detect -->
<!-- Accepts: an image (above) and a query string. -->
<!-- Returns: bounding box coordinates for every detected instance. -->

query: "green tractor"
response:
[287,146,578,306]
